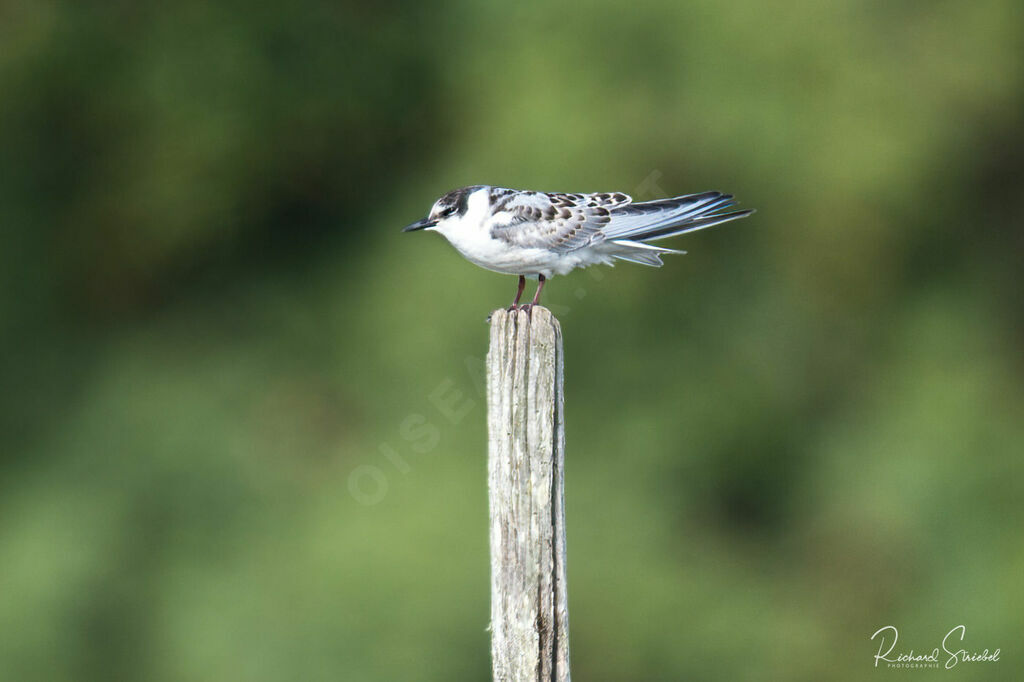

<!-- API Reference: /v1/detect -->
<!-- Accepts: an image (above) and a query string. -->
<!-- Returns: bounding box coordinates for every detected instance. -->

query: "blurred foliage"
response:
[1,0,1023,680]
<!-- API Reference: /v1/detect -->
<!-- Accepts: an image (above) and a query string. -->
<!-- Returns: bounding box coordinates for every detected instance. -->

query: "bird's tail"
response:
[602,191,753,266]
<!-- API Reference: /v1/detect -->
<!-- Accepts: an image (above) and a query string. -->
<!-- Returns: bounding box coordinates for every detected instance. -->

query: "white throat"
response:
[433,187,491,243]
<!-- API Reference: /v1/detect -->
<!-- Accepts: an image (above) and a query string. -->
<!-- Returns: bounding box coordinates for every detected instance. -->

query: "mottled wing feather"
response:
[488,189,633,253]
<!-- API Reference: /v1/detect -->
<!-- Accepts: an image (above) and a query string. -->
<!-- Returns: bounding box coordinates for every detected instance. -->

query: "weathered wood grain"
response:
[487,307,570,682]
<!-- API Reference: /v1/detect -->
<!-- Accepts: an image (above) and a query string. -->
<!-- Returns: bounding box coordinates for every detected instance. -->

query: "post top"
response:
[488,306,559,328]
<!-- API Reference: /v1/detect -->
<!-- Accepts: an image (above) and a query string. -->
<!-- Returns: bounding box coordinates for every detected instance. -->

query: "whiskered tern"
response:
[403,185,753,310]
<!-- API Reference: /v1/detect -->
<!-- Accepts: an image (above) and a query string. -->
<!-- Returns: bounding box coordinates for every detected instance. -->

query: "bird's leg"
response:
[508,275,526,311]
[521,274,546,314]
[532,274,546,306]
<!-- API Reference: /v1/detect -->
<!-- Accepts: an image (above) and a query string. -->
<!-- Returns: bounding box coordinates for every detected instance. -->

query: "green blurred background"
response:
[2,1,1022,680]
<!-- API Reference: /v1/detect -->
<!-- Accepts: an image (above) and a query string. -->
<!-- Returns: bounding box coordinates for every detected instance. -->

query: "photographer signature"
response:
[871,625,1000,669]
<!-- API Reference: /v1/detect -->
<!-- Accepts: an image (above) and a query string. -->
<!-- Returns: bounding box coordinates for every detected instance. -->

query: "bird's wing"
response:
[600,192,741,240]
[488,190,633,253]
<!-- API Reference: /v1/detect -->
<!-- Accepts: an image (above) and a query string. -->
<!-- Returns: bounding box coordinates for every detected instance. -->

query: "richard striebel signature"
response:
[871,625,1000,670]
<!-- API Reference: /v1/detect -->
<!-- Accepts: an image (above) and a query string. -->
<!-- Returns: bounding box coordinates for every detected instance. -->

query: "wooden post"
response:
[486,307,570,682]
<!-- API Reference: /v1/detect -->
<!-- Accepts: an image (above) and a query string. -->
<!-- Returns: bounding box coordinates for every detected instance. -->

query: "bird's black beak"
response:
[402,217,437,232]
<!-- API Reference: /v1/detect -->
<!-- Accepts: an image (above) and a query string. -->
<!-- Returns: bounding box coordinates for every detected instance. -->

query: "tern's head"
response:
[402,186,484,233]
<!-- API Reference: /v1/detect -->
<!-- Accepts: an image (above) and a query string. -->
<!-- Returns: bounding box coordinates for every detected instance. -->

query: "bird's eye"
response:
[441,206,456,217]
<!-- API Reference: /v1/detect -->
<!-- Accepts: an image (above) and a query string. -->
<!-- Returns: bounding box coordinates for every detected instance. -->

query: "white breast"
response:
[429,189,530,274]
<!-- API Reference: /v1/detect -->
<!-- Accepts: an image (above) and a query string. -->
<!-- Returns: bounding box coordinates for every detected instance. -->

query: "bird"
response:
[402,185,753,310]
